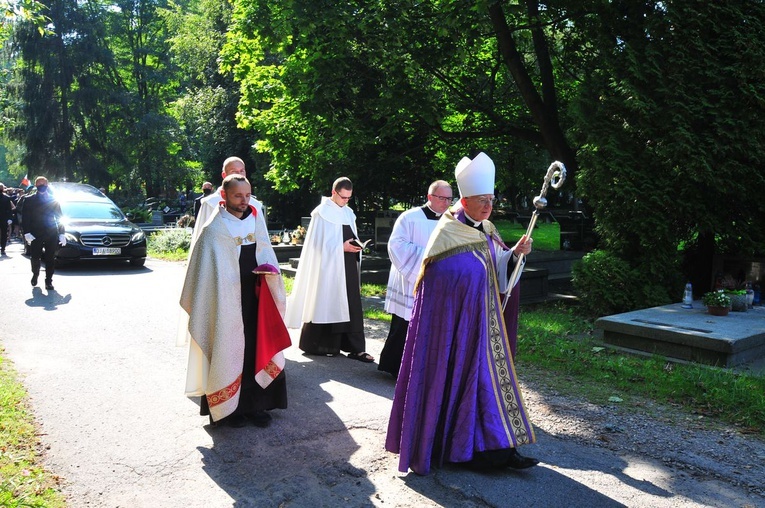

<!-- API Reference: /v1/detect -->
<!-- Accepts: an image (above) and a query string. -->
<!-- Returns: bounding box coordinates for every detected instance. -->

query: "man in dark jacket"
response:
[0,183,15,255]
[21,177,65,290]
[193,181,214,223]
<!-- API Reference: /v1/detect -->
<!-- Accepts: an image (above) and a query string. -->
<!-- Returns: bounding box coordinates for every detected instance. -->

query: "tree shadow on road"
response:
[195,353,383,507]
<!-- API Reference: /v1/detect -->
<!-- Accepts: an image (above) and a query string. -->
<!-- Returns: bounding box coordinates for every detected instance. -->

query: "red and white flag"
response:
[20,175,30,187]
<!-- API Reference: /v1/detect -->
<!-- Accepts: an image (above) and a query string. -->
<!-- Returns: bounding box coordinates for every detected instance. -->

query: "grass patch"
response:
[516,301,765,432]
[364,308,392,322]
[0,350,65,507]
[361,283,386,297]
[493,220,559,251]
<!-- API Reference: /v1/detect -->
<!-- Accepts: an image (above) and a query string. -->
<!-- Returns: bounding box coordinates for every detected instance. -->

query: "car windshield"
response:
[60,201,126,221]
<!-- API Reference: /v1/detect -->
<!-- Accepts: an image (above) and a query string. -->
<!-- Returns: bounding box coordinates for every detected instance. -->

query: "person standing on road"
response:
[21,177,66,290]
[0,183,15,256]
[179,174,290,428]
[377,180,452,378]
[193,181,213,221]
[386,152,538,475]
[285,177,375,363]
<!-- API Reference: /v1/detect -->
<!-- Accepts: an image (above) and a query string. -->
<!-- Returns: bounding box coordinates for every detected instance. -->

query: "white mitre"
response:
[455,152,495,198]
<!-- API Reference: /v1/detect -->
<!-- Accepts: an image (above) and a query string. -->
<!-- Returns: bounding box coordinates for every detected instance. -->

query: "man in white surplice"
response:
[377,180,453,378]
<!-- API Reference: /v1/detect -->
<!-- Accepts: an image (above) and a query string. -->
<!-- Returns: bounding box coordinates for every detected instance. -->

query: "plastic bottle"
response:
[681,282,693,309]
[746,281,754,309]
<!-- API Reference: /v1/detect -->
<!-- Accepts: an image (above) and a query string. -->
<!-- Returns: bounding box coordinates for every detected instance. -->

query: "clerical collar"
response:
[421,205,441,220]
[463,210,483,229]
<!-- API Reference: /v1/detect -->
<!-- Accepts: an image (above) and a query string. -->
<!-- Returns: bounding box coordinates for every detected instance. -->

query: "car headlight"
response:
[64,232,78,244]
[131,230,146,243]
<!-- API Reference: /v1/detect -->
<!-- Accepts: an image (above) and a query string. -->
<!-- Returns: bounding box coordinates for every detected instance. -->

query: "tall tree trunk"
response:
[487,2,578,182]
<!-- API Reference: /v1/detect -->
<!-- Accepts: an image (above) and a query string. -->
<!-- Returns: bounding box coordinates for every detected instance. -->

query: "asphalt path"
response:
[0,239,760,507]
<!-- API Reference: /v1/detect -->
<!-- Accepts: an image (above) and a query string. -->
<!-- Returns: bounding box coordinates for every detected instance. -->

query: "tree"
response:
[221,0,580,211]
[574,0,765,301]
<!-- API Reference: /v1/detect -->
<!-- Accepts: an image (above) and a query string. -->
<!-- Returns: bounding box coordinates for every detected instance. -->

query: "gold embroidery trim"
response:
[234,232,257,245]
[207,374,242,408]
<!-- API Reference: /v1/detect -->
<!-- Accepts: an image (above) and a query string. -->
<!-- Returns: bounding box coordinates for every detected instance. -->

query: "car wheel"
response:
[130,257,146,267]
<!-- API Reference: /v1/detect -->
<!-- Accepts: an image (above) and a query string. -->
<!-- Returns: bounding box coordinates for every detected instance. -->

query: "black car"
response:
[46,182,147,267]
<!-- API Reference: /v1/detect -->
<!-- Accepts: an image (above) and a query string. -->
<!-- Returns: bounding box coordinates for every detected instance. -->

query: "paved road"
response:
[0,240,761,507]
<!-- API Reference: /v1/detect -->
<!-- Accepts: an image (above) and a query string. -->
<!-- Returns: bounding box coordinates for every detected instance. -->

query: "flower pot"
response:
[729,294,747,312]
[707,306,729,316]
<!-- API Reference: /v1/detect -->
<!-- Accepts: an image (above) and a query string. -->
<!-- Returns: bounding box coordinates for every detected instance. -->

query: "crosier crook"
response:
[502,161,567,311]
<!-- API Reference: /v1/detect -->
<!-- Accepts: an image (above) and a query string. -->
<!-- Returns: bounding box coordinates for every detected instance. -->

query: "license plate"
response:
[93,247,121,256]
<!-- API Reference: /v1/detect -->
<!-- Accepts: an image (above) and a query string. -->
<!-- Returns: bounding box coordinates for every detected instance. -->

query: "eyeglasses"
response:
[430,195,453,203]
[469,196,496,207]
[335,193,352,201]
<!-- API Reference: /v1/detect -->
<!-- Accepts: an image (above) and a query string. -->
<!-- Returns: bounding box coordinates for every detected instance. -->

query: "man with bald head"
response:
[180,174,290,428]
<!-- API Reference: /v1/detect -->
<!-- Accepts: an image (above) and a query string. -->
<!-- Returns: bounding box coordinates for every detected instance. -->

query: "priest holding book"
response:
[285,177,375,363]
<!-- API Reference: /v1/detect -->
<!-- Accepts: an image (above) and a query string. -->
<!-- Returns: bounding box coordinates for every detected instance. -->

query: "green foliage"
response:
[574,1,765,296]
[572,249,671,316]
[148,227,191,254]
[221,0,577,210]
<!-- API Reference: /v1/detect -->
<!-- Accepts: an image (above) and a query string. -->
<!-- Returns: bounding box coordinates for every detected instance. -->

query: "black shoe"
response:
[223,414,249,428]
[45,282,54,291]
[31,275,38,286]
[249,410,272,428]
[505,449,539,469]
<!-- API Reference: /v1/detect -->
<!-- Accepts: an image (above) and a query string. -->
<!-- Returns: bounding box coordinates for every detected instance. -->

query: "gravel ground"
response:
[519,369,765,502]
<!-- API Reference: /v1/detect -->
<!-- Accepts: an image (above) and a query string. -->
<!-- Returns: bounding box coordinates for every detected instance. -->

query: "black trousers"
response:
[29,233,58,282]
[0,221,9,250]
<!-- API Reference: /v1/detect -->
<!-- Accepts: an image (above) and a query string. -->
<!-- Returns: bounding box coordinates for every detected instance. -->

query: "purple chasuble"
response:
[385,213,534,475]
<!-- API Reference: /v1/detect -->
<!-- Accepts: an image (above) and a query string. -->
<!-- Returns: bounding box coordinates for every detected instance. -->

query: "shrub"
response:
[148,228,191,253]
[572,249,672,317]
[572,250,634,316]
[123,207,152,223]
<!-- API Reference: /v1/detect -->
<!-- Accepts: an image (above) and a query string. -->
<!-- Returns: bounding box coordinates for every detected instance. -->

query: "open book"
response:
[349,238,373,249]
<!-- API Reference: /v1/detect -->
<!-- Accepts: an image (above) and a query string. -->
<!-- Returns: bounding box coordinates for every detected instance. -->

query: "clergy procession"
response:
[178,151,540,473]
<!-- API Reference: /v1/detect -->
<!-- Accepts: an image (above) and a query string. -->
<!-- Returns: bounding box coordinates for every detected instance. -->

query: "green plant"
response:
[0,352,65,507]
[572,249,671,316]
[571,250,635,316]
[148,228,191,259]
[123,206,152,223]
[702,291,731,307]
